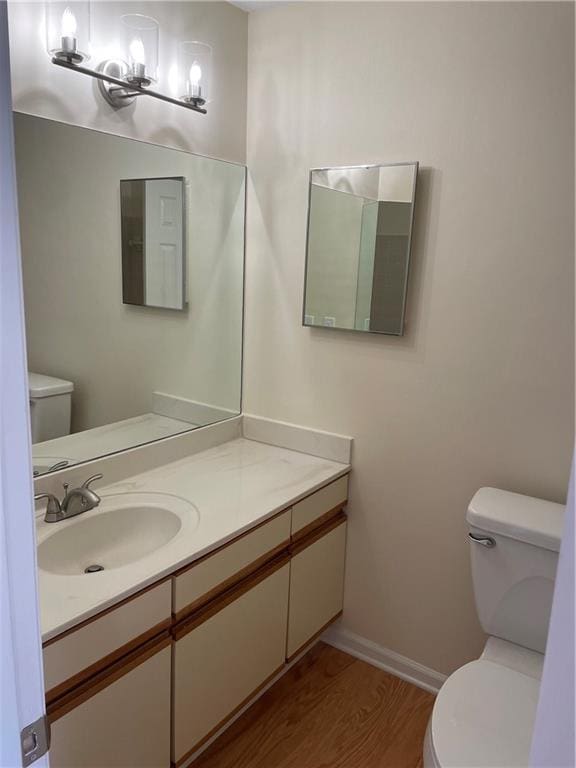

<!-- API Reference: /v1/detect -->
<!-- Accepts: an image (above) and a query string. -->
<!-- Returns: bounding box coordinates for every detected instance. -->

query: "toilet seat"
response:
[426,659,540,767]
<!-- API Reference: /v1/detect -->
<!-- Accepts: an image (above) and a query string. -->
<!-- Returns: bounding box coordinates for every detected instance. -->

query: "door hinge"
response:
[21,715,50,766]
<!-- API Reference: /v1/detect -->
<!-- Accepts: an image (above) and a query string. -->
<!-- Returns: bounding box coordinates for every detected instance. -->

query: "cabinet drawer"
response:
[173,560,290,764]
[287,516,347,659]
[49,639,171,768]
[173,509,291,620]
[44,580,171,700]
[291,476,348,539]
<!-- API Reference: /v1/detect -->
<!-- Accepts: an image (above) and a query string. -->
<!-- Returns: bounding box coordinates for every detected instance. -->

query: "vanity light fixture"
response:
[178,41,212,108]
[122,14,158,87]
[46,1,90,64]
[45,2,208,115]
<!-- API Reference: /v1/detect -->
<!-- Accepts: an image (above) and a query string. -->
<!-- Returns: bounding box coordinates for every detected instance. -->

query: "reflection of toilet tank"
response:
[28,372,74,443]
[467,487,564,653]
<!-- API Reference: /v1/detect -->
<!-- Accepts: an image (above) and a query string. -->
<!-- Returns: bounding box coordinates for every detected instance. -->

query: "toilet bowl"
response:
[29,372,74,443]
[424,487,564,768]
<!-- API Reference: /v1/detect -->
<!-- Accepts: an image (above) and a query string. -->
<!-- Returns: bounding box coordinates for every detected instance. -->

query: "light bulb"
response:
[61,7,77,37]
[189,62,202,86]
[129,37,146,65]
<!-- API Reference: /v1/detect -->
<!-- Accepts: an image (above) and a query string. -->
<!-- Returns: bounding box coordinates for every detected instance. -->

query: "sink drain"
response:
[84,564,105,573]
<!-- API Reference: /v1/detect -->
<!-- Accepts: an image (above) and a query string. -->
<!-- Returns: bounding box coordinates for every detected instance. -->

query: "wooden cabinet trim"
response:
[45,617,171,704]
[172,553,290,641]
[291,503,346,544]
[173,540,289,623]
[42,575,171,648]
[291,475,349,536]
[47,632,171,724]
[172,508,290,580]
[290,512,347,557]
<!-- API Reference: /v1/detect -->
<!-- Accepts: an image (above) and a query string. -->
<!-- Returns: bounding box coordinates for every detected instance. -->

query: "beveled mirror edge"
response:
[302,161,419,337]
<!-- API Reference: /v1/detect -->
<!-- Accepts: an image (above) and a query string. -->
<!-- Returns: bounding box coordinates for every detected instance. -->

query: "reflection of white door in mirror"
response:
[145,179,184,310]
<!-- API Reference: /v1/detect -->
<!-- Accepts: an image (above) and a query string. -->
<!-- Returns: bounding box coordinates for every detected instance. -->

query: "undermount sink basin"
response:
[37,493,197,576]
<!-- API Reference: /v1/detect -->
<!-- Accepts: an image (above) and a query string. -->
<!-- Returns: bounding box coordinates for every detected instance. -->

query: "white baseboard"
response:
[181,629,444,768]
[322,625,447,694]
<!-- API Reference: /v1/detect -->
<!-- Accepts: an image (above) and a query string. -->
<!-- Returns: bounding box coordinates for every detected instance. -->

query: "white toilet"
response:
[424,486,565,768]
[28,372,74,443]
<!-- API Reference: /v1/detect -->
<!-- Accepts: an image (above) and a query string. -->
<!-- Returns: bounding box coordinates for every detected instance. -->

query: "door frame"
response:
[0,3,48,765]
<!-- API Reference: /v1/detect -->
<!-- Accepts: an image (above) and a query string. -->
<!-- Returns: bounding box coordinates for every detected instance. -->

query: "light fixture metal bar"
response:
[52,57,208,114]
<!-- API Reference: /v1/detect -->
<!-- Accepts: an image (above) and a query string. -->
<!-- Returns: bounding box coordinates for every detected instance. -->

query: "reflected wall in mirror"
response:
[303,162,418,335]
[14,113,245,476]
[121,177,186,311]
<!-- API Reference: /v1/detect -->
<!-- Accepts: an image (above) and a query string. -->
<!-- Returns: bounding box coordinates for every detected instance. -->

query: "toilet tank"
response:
[28,372,74,443]
[467,487,564,654]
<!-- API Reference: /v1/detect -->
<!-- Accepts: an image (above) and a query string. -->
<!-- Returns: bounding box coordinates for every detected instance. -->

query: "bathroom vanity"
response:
[16,102,353,768]
[36,434,350,768]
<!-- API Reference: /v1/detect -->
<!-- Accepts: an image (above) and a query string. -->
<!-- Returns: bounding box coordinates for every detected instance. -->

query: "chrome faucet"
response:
[35,474,103,523]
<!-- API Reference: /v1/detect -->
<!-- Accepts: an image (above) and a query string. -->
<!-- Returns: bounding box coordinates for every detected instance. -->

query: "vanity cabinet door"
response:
[172,559,290,765]
[287,515,347,659]
[48,639,171,768]
[173,508,291,621]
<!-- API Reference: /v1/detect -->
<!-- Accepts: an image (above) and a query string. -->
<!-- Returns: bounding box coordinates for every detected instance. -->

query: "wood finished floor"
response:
[192,642,434,768]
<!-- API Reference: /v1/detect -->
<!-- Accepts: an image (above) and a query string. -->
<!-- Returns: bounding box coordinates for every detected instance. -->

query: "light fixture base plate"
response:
[97,60,137,108]
[53,50,84,65]
[182,95,206,108]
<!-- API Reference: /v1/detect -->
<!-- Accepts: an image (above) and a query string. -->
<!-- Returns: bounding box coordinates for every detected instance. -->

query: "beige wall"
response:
[244,2,575,674]
[8,1,247,163]
[15,113,244,433]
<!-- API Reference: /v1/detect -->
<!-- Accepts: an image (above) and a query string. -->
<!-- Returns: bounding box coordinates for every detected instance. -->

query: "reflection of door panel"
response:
[370,234,409,334]
[144,179,184,310]
[354,200,378,330]
[120,180,145,305]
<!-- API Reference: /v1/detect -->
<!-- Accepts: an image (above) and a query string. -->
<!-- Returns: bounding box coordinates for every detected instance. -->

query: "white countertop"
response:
[37,437,349,642]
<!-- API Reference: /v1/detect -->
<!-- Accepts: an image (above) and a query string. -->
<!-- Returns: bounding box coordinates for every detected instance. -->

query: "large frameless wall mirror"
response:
[14,112,245,477]
[303,162,418,335]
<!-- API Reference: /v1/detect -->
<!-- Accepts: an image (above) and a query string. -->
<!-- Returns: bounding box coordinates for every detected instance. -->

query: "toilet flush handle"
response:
[468,532,496,548]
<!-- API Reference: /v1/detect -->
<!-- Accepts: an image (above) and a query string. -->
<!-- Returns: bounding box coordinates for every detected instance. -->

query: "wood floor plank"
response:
[192,642,435,768]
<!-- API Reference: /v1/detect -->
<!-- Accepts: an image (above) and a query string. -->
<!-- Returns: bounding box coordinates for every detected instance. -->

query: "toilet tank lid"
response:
[28,372,74,398]
[467,487,565,552]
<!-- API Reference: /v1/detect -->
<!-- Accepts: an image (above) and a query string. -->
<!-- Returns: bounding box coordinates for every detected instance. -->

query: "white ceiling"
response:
[228,1,290,12]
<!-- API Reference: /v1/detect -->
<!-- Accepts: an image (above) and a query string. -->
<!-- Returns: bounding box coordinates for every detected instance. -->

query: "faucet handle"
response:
[82,473,103,490]
[35,492,62,523]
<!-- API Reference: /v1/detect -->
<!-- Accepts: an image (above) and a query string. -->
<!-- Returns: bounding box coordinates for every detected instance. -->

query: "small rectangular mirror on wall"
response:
[121,177,186,311]
[303,162,418,336]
